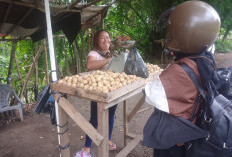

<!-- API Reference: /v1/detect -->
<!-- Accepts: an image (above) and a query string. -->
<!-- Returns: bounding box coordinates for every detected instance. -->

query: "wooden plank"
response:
[106,79,146,102]
[53,94,104,146]
[51,83,108,102]
[115,135,142,157]
[137,106,152,114]
[104,85,144,109]
[126,133,143,141]
[97,102,109,157]
[128,96,145,122]
[56,102,70,157]
[123,100,129,146]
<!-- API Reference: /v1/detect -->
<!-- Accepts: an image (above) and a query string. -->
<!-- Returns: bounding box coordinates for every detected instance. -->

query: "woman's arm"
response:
[86,55,111,71]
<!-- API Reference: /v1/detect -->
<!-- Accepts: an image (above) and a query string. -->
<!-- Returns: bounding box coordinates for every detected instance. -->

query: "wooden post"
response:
[115,135,142,157]
[57,101,70,157]
[97,102,109,157]
[53,94,104,146]
[123,100,129,146]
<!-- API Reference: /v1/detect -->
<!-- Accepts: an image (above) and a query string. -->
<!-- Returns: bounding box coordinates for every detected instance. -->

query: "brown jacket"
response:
[145,57,201,120]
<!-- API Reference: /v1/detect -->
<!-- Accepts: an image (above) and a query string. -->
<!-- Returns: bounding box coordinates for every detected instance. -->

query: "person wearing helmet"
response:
[142,1,221,157]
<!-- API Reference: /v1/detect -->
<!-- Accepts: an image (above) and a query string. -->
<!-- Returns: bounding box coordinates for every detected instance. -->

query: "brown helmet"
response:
[164,1,221,54]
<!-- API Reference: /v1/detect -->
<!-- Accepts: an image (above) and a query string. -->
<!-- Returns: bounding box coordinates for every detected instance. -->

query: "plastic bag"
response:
[107,52,128,73]
[124,48,149,78]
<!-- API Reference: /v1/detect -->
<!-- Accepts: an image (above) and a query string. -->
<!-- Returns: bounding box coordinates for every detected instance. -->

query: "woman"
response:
[75,30,117,157]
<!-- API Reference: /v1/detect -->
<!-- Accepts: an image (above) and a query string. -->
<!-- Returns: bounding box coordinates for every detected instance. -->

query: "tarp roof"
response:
[0,0,111,43]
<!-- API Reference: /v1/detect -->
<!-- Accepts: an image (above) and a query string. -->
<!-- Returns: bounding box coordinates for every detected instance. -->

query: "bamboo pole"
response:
[44,1,63,157]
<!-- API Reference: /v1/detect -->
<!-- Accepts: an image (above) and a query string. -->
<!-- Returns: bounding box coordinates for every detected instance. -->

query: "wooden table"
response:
[51,72,159,157]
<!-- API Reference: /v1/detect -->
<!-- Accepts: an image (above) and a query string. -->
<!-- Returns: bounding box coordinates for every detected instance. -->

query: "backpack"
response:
[179,63,232,157]
[216,67,232,100]
[35,85,56,125]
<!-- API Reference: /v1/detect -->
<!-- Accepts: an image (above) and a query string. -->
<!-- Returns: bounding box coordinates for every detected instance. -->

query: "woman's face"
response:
[98,31,111,52]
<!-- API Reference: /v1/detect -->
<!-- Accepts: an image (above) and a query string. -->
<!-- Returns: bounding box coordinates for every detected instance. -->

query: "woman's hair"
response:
[93,30,111,50]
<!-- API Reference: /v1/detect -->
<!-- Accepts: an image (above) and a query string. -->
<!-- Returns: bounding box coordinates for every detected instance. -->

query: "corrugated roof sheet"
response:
[0,0,110,43]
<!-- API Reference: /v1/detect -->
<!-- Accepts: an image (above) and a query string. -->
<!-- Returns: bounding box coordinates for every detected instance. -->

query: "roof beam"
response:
[0,0,45,11]
[0,1,12,32]
[0,35,66,42]
[78,0,103,10]
[67,0,82,10]
[52,0,82,22]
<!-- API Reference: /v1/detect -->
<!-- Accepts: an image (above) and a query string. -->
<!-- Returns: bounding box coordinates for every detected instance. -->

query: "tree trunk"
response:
[34,42,39,101]
[34,59,38,101]
[64,48,70,76]
[88,32,91,52]
[222,26,232,45]
[7,41,17,84]
[14,53,23,87]
[73,38,80,74]
[20,42,45,99]
[69,43,75,66]
[57,63,64,79]
[69,43,75,74]
[80,32,85,72]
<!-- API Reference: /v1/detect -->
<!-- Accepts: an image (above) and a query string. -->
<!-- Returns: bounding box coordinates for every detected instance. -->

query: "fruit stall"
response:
[51,64,162,157]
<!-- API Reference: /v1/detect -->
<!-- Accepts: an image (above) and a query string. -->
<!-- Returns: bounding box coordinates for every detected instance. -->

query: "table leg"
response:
[123,100,129,147]
[97,102,109,157]
[56,101,70,157]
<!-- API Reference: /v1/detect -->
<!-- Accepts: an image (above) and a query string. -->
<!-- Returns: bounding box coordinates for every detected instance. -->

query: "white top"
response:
[88,50,109,70]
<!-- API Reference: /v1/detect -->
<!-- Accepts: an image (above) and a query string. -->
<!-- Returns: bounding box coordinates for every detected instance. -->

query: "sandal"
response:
[109,143,117,150]
[74,150,92,157]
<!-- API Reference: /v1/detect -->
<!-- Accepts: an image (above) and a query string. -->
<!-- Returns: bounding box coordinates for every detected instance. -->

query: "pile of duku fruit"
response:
[57,64,162,93]
[145,63,163,74]
[58,70,141,93]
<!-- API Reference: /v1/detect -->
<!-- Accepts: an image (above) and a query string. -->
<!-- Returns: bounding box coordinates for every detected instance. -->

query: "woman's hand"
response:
[86,56,111,71]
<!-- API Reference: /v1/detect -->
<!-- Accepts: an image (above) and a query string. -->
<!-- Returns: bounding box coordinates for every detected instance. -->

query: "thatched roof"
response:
[0,0,114,43]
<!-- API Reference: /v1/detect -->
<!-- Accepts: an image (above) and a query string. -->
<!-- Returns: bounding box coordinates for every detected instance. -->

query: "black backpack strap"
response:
[179,63,206,100]
[178,63,207,122]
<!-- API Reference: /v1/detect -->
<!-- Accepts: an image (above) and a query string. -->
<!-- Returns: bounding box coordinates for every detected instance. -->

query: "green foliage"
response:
[215,29,232,53]
[104,0,186,60]
[0,41,11,83]
[205,0,232,53]
[0,55,9,83]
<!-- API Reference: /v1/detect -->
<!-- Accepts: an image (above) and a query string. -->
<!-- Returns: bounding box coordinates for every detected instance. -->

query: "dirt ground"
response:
[0,52,231,157]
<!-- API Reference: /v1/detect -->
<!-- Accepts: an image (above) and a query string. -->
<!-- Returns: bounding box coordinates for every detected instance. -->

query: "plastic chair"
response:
[0,84,24,121]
